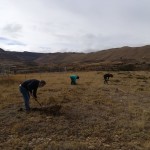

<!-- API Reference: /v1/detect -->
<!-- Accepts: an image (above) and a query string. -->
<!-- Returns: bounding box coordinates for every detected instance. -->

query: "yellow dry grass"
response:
[0,71,150,150]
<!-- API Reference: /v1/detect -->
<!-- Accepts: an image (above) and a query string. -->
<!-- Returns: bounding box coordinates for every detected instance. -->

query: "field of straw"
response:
[0,71,150,150]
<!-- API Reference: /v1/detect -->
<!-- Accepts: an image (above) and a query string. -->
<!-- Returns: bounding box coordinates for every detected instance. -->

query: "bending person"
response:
[104,73,113,84]
[70,75,79,85]
[19,79,46,111]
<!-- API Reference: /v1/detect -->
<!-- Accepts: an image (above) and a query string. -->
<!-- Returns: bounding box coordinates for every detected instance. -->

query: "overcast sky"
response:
[0,0,150,53]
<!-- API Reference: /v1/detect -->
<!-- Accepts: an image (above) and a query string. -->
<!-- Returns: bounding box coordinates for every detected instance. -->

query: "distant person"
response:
[104,73,113,84]
[19,79,46,112]
[70,75,79,85]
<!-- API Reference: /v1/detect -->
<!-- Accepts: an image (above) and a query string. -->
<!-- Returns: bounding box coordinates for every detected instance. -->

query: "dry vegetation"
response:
[0,71,150,150]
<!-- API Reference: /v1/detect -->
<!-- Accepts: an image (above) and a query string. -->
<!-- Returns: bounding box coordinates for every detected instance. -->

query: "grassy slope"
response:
[1,45,150,66]
[35,45,150,65]
[0,71,150,149]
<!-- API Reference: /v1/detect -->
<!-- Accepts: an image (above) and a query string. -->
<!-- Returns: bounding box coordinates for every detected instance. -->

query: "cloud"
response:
[0,36,26,46]
[2,24,22,38]
[0,0,150,52]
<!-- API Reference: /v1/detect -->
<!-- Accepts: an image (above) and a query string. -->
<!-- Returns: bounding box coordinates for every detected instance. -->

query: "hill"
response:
[0,45,150,72]
[35,45,150,64]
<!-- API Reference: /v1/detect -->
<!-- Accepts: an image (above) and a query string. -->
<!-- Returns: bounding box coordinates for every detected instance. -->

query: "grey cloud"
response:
[80,33,145,52]
[39,46,52,52]
[1,0,150,52]
[0,36,26,46]
[2,24,22,37]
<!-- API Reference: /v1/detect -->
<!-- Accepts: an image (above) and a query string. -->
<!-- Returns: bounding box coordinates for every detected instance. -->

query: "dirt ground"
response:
[0,71,150,150]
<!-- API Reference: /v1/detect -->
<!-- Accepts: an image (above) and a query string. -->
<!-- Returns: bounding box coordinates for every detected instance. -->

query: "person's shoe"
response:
[18,108,23,112]
[25,110,31,114]
[25,108,31,113]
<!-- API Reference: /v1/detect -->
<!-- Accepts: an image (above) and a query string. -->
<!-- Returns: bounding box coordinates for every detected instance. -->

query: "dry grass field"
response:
[0,71,150,150]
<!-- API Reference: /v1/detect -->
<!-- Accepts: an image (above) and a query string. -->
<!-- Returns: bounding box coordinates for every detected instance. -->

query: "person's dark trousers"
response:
[104,78,108,84]
[19,85,30,111]
[71,80,76,85]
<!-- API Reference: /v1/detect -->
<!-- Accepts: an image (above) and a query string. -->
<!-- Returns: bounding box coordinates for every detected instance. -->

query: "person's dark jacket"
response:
[21,79,40,98]
[104,74,113,80]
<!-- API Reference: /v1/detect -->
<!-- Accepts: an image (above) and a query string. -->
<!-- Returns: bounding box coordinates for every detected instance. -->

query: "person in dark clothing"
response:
[104,73,113,84]
[19,79,46,111]
[70,75,79,85]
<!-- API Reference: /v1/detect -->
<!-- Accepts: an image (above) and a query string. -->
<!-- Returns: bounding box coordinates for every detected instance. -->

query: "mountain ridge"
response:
[1,45,150,71]
[1,45,150,63]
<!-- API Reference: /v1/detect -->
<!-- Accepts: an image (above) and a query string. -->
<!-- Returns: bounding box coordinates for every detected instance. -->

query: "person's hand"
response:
[29,92,33,97]
[30,93,36,99]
